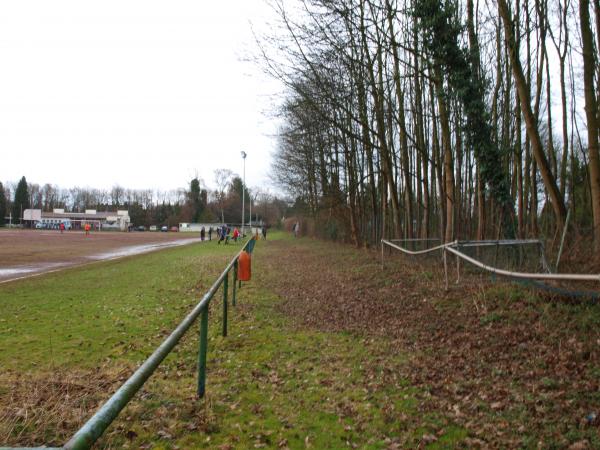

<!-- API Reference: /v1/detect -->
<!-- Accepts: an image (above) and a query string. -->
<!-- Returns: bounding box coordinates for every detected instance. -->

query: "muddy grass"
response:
[263,238,600,448]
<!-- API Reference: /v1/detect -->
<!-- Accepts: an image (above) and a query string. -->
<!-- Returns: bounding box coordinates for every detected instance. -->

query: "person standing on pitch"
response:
[218,225,227,245]
[200,226,205,241]
[208,226,213,241]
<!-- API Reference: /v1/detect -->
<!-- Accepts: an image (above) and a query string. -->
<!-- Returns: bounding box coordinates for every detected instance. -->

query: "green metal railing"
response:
[1,238,256,450]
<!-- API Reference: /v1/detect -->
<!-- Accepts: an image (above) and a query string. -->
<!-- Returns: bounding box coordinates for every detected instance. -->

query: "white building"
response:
[179,223,223,233]
[24,209,131,231]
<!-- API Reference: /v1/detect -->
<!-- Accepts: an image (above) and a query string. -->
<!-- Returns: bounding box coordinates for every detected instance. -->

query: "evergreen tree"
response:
[0,182,6,226]
[229,176,250,206]
[188,178,206,223]
[12,176,30,223]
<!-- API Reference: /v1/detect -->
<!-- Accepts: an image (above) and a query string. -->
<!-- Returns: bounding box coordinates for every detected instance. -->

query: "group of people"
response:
[57,222,90,235]
[215,225,240,244]
[199,224,268,244]
[197,225,239,244]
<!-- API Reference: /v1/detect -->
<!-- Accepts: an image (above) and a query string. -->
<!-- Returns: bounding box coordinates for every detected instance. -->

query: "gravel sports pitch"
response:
[0,229,203,283]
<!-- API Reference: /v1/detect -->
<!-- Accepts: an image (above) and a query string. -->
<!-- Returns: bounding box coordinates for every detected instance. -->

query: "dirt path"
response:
[0,229,204,283]
[263,238,600,448]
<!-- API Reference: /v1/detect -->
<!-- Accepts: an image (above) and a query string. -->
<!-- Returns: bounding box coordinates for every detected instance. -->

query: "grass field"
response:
[1,232,599,448]
[0,233,456,449]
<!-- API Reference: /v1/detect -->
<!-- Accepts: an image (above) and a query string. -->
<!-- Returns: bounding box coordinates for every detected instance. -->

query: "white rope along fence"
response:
[381,239,600,295]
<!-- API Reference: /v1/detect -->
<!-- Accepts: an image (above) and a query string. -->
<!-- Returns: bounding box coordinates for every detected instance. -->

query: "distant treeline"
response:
[0,171,289,228]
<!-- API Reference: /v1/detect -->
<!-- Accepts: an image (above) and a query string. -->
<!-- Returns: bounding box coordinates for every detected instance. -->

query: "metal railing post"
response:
[456,254,461,284]
[232,260,238,306]
[222,272,228,337]
[443,248,449,291]
[197,305,209,398]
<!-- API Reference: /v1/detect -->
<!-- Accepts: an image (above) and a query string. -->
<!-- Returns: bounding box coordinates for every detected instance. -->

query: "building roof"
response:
[41,211,127,220]
[23,208,130,222]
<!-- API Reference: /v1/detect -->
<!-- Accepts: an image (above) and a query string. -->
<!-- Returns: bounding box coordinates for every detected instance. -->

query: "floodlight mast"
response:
[241,151,247,236]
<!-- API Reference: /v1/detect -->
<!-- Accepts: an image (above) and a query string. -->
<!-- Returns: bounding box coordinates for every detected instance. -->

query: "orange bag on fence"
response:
[238,250,251,281]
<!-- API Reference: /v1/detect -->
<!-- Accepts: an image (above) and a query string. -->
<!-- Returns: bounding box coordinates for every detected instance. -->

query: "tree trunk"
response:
[498,0,567,229]
[386,1,414,239]
[433,67,455,243]
[413,27,429,239]
[580,0,600,251]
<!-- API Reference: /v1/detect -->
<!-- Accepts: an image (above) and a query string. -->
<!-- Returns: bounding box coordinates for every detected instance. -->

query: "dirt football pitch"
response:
[0,229,201,282]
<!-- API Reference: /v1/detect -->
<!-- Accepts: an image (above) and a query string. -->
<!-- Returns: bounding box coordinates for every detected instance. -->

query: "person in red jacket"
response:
[232,227,240,242]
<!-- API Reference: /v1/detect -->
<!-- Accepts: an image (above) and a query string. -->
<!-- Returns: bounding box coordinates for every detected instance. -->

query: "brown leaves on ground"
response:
[262,239,600,447]
[0,365,132,447]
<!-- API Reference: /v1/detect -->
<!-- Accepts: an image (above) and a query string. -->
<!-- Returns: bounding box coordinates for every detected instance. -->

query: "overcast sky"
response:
[0,1,283,193]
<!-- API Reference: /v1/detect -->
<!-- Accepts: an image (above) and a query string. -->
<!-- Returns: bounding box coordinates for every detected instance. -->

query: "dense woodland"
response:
[265,0,600,254]
[0,173,287,229]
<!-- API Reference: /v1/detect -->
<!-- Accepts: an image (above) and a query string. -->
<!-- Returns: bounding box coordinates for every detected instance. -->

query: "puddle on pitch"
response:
[0,262,68,278]
[88,238,203,260]
[0,239,203,282]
